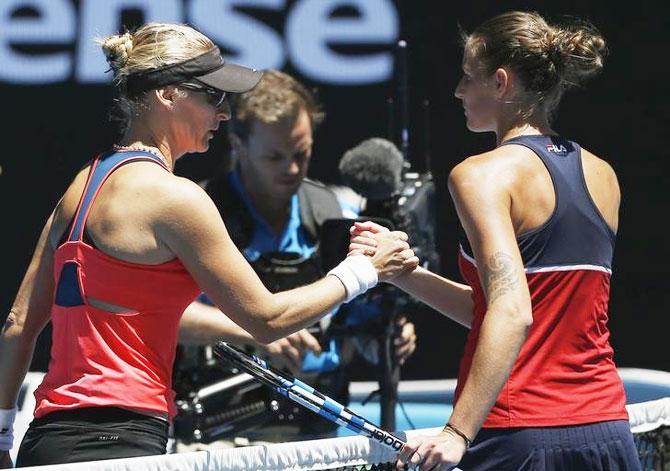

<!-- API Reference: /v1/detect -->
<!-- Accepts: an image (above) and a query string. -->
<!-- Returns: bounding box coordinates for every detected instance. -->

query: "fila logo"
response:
[546,144,568,153]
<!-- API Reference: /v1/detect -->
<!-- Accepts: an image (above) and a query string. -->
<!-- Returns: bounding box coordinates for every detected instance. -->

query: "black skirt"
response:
[16,407,168,467]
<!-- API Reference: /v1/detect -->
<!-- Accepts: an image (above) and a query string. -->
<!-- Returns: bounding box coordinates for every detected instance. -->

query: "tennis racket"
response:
[213,341,406,453]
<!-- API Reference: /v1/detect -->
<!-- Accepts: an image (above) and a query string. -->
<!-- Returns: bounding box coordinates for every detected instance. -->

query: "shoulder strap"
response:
[67,151,169,242]
[298,178,343,242]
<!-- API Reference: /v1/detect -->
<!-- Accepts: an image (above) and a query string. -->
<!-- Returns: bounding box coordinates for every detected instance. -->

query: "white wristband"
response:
[0,406,17,452]
[327,255,378,303]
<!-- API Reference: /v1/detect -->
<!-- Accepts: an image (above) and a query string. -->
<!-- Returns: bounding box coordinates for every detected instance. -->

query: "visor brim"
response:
[197,62,263,93]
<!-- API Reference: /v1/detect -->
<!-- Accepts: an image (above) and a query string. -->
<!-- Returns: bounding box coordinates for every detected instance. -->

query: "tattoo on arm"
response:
[484,252,519,304]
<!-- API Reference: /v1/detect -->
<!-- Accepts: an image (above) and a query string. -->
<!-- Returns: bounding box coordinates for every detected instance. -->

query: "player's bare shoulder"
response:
[449,149,492,181]
[83,162,216,238]
[147,172,217,224]
[448,147,521,196]
[580,146,620,231]
[581,147,619,191]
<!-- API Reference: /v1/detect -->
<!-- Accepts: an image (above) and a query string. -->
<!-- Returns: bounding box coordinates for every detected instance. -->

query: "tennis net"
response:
[17,399,669,470]
[628,397,669,470]
[16,426,429,470]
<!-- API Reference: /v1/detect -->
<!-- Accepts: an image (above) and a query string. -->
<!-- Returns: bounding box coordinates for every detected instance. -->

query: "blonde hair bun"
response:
[99,32,134,73]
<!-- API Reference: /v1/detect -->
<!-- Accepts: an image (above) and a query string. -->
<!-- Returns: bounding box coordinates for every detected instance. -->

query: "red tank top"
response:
[454,136,628,427]
[456,252,628,427]
[34,151,201,419]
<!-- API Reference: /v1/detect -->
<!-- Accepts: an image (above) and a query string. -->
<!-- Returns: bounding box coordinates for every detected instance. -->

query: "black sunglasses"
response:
[179,79,227,108]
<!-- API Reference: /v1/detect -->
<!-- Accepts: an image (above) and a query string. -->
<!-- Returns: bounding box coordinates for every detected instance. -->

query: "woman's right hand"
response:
[348,220,393,256]
[363,227,419,282]
[0,451,13,469]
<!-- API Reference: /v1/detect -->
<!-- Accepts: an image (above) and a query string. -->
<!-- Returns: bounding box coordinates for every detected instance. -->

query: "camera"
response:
[362,171,439,271]
[321,170,439,275]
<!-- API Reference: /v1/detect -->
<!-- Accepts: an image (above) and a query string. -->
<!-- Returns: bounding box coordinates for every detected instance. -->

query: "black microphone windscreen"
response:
[338,137,404,200]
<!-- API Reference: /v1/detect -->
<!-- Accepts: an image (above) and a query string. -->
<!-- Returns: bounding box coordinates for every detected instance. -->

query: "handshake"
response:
[347,219,419,281]
[326,220,419,304]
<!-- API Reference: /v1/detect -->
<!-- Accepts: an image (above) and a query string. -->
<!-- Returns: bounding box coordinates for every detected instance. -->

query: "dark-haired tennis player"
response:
[352,10,640,471]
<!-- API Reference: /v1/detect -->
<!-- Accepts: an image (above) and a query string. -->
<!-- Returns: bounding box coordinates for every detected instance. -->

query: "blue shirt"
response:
[228,169,317,261]
[208,169,345,372]
[227,169,383,326]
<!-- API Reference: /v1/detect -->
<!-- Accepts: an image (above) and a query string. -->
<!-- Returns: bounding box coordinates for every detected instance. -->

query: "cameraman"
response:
[177,70,417,440]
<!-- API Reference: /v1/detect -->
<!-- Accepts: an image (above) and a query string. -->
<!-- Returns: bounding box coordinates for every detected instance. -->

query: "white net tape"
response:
[17,427,441,471]
[15,399,670,471]
[627,397,670,434]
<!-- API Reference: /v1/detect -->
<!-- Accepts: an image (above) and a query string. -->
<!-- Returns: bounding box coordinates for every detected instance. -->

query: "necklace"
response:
[112,143,171,169]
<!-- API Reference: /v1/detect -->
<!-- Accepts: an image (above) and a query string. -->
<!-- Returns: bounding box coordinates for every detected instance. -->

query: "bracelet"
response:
[327,255,378,303]
[0,406,17,452]
[442,422,472,449]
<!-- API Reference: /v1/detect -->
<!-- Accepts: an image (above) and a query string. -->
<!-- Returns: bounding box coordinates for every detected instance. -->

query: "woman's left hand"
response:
[397,430,467,471]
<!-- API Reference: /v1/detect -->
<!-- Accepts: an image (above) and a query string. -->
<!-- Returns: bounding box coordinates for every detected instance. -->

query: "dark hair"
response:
[462,11,608,119]
[230,69,324,141]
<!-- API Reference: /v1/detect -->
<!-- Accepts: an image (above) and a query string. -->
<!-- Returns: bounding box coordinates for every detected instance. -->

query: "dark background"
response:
[1,1,668,380]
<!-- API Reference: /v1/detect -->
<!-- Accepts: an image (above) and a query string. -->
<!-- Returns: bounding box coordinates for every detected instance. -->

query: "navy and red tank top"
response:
[455,135,628,427]
[34,150,200,420]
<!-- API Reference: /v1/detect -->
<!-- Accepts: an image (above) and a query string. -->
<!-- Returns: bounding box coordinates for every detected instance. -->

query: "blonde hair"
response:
[99,23,214,92]
[462,11,607,120]
[98,23,215,133]
[231,69,324,141]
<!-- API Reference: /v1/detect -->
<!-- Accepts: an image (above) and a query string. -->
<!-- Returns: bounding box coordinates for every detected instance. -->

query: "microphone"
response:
[338,137,405,201]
